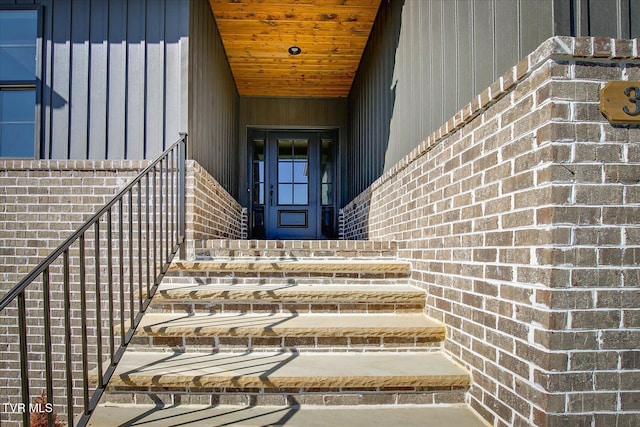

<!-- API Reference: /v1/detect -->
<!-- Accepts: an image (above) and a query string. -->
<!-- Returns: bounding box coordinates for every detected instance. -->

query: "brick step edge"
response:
[197,239,399,252]
[89,403,490,427]
[100,387,469,407]
[127,335,443,353]
[147,301,425,315]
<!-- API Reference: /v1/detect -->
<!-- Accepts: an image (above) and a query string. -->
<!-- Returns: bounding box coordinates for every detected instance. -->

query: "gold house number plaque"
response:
[600,81,640,124]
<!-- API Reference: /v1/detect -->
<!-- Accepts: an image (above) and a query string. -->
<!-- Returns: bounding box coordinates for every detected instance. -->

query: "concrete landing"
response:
[106,351,470,390]
[89,404,489,427]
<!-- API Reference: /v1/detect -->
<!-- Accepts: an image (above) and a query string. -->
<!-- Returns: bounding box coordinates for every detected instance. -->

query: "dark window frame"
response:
[0,5,42,159]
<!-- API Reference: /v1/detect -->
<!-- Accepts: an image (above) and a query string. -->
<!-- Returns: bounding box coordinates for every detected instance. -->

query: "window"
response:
[0,9,37,158]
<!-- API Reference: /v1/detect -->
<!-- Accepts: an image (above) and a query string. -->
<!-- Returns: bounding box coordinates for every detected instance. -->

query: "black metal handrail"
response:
[0,134,187,427]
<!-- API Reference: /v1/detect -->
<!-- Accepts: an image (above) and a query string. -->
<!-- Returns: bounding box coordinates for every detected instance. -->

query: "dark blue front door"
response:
[266,132,319,239]
[249,130,337,240]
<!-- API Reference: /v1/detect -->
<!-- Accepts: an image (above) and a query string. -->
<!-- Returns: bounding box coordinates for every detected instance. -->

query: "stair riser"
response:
[101,388,467,407]
[161,276,408,286]
[147,302,424,315]
[195,251,399,260]
[167,271,410,280]
[128,336,443,353]
[197,240,398,257]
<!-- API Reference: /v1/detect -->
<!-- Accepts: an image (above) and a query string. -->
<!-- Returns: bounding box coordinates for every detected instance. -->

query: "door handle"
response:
[269,185,274,206]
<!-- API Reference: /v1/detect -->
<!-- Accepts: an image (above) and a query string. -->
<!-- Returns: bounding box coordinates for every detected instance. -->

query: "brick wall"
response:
[0,159,243,285]
[343,37,640,426]
[0,160,148,424]
[0,159,242,424]
[0,160,145,289]
[184,160,243,260]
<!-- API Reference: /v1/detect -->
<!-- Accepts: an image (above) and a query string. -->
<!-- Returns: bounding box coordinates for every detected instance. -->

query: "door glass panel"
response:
[279,139,293,159]
[293,139,307,158]
[293,184,308,205]
[253,162,264,182]
[278,184,293,205]
[322,184,333,206]
[253,183,264,204]
[278,138,309,206]
[321,139,333,205]
[278,162,293,183]
[293,162,308,183]
[252,138,265,205]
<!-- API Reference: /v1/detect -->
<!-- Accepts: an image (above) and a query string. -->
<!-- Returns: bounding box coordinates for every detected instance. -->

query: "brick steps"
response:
[92,240,484,426]
[89,404,489,427]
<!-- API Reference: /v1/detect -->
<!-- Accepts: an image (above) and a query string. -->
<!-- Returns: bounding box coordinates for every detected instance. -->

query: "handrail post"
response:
[178,132,187,260]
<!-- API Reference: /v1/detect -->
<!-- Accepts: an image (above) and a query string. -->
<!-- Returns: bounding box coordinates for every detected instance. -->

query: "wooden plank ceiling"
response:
[209,0,382,98]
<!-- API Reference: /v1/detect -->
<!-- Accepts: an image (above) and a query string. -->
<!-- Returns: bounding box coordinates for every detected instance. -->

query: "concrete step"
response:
[104,351,470,392]
[89,404,489,427]
[148,283,426,314]
[128,313,445,352]
[168,260,411,279]
[195,239,399,260]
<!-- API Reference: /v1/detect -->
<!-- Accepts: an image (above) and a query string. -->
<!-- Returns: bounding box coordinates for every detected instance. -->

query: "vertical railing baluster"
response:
[42,267,54,427]
[159,159,164,271]
[170,148,175,250]
[62,250,74,425]
[17,291,30,427]
[179,137,186,248]
[118,199,125,343]
[79,235,90,415]
[137,180,143,312]
[94,222,104,390]
[128,190,134,334]
[107,209,115,365]
[165,154,170,261]
[145,175,151,298]
[153,168,158,284]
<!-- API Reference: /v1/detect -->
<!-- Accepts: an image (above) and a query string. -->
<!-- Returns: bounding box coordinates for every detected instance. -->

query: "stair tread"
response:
[169,260,411,273]
[135,313,445,337]
[107,351,470,389]
[153,283,425,303]
[88,404,488,427]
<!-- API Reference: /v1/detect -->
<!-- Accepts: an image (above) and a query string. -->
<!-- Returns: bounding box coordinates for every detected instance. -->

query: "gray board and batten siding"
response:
[189,0,239,198]
[1,0,240,199]
[5,0,190,160]
[346,0,640,203]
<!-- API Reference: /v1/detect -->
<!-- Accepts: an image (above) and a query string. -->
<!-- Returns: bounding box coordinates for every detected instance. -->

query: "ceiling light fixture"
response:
[288,46,301,55]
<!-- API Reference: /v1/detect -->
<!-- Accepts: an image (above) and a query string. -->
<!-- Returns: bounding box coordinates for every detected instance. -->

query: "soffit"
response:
[209,0,381,98]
